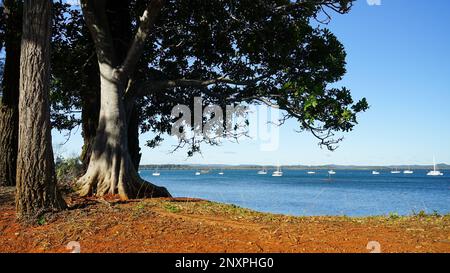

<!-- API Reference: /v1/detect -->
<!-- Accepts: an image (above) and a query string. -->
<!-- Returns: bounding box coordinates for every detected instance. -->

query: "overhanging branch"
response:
[275,0,353,14]
[147,77,252,90]
[130,73,271,99]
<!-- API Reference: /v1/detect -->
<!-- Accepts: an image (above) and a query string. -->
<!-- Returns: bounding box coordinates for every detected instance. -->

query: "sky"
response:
[52,0,450,166]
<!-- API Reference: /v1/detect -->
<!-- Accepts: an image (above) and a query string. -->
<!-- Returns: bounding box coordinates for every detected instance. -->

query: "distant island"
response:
[139,164,450,171]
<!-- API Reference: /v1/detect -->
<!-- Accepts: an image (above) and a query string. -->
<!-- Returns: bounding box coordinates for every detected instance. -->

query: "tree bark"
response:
[0,107,17,186]
[80,55,100,170]
[128,107,142,170]
[16,0,66,219]
[0,0,22,187]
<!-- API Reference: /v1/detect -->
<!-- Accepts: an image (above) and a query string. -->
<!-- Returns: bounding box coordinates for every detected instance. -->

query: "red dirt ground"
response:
[1,187,449,253]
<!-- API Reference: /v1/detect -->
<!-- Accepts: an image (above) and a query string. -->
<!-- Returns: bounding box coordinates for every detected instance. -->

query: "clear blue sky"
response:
[53,0,450,166]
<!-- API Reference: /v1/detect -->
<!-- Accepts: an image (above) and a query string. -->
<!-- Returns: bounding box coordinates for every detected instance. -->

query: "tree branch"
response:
[274,0,353,14]
[131,74,270,99]
[251,96,344,150]
[150,77,252,89]
[119,0,165,80]
[80,0,116,66]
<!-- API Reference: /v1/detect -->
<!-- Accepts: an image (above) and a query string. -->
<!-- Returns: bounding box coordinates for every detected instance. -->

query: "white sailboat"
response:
[403,167,414,174]
[272,166,283,177]
[307,171,316,174]
[152,169,161,176]
[427,157,443,176]
[257,168,268,175]
[328,170,336,175]
[218,170,224,175]
[372,170,380,175]
[391,168,401,174]
[195,171,201,176]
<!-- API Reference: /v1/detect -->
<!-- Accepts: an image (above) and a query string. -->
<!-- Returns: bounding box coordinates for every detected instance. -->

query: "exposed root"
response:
[77,161,171,200]
[122,172,172,199]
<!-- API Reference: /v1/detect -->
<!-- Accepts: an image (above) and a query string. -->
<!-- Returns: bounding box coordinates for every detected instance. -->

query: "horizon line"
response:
[138,163,450,167]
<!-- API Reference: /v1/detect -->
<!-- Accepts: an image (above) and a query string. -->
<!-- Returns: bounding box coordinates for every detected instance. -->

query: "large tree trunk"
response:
[77,64,170,199]
[80,0,140,170]
[16,0,66,219]
[79,66,142,171]
[0,0,22,187]
[80,55,100,170]
[78,0,169,199]
[107,0,141,170]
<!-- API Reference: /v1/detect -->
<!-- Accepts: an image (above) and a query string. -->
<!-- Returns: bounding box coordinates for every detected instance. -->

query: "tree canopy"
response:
[50,0,367,156]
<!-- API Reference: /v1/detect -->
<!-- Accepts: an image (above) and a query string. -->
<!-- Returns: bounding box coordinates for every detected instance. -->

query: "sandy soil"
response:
[1,186,449,253]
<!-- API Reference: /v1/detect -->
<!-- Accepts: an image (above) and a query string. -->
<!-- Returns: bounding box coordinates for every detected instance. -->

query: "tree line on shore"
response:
[0,0,367,220]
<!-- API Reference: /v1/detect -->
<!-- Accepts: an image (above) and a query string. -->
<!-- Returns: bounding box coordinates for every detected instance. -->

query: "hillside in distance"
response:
[139,164,450,171]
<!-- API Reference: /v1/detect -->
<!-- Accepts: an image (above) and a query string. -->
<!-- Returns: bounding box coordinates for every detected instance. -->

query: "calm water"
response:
[142,169,450,216]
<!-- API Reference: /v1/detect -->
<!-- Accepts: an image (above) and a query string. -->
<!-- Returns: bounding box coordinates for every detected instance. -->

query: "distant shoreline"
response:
[139,164,450,171]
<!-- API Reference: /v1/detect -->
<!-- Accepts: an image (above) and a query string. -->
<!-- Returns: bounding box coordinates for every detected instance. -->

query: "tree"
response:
[77,0,170,199]
[0,0,22,187]
[49,2,143,171]
[15,0,66,219]
[75,0,367,200]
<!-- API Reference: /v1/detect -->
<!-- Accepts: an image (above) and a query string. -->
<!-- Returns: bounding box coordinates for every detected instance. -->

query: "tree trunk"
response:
[77,64,170,199]
[16,0,66,219]
[0,107,18,186]
[128,107,142,170]
[78,0,169,199]
[80,56,100,170]
[79,63,142,173]
[0,0,22,187]
[80,0,140,170]
[107,0,141,170]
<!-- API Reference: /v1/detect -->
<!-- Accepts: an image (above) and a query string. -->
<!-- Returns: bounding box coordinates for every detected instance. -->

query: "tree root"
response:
[77,164,171,199]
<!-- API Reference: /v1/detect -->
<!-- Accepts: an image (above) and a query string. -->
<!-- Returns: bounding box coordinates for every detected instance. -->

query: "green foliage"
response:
[163,203,181,213]
[0,1,95,132]
[135,202,146,211]
[50,2,93,132]
[137,0,365,152]
[37,215,47,226]
[132,201,149,217]
[388,212,400,220]
[55,157,84,190]
[431,210,441,217]
[412,210,442,218]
